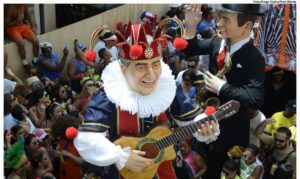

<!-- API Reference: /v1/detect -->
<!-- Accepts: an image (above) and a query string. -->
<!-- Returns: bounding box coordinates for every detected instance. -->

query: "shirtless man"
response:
[4,4,39,71]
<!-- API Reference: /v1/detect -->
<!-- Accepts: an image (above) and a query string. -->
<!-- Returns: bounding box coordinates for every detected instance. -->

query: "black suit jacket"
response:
[182,35,265,151]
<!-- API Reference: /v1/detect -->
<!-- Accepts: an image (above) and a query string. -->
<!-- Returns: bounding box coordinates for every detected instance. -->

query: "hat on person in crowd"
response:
[4,139,28,169]
[227,145,244,159]
[169,4,182,8]
[102,32,118,42]
[40,42,53,53]
[85,25,127,62]
[40,41,53,48]
[117,17,187,61]
[215,4,266,16]
[140,11,156,23]
[116,21,126,29]
[286,99,296,113]
[25,76,44,89]
[34,129,48,140]
[140,11,158,29]
[77,43,87,52]
[40,42,52,54]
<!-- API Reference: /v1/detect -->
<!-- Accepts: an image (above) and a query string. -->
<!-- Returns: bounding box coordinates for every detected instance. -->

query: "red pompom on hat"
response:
[173,37,188,50]
[130,45,143,58]
[66,127,78,140]
[84,50,96,62]
[116,21,126,29]
[205,106,216,116]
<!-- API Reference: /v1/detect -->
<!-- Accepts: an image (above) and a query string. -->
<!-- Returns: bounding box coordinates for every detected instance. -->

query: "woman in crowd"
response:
[50,84,74,108]
[239,144,264,179]
[177,69,196,104]
[44,102,64,129]
[221,159,241,179]
[73,78,100,114]
[67,40,90,93]
[175,137,207,179]
[28,89,51,128]
[29,150,55,178]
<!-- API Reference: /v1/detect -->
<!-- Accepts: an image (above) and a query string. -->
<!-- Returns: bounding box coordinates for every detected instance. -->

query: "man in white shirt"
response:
[176,56,204,84]
[93,31,118,63]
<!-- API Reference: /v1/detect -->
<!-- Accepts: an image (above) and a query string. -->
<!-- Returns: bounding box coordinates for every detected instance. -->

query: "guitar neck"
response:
[155,113,218,151]
[154,100,240,151]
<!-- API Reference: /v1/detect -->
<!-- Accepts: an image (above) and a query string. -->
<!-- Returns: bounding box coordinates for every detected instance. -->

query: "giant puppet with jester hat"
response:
[66,18,224,179]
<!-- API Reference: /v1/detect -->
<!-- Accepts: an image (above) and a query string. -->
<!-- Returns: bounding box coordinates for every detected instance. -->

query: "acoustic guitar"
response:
[114,100,240,179]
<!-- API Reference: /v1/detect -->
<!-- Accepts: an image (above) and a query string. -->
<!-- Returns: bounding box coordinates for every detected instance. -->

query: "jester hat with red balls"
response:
[117,18,188,62]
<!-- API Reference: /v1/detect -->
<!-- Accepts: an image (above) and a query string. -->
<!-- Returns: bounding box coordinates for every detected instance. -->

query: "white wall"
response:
[5,4,169,79]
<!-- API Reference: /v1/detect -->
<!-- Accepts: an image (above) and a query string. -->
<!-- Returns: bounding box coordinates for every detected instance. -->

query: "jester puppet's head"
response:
[118,19,187,96]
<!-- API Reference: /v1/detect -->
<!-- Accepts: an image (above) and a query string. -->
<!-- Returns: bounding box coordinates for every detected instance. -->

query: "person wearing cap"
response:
[267,99,296,136]
[37,42,69,81]
[72,22,219,179]
[67,40,90,93]
[4,4,40,71]
[166,4,182,18]
[182,4,265,178]
[93,31,118,63]
[116,21,127,35]
[140,11,158,29]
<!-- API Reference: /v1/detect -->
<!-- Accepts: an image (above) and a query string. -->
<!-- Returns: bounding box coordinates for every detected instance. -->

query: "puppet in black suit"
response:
[182,4,265,179]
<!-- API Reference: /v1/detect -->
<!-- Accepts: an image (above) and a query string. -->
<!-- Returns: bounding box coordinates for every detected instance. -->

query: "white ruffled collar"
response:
[101,60,176,118]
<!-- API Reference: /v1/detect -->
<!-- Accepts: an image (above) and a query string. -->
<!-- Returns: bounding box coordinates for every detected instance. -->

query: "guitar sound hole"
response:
[140,142,160,159]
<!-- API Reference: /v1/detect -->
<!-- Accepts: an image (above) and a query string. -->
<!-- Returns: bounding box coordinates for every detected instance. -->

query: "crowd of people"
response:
[4,4,296,179]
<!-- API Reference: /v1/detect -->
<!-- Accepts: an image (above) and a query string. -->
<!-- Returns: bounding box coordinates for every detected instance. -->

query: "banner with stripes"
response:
[255,4,296,72]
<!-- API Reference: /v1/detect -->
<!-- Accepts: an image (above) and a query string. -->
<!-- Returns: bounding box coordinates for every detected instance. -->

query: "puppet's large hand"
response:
[184,4,202,39]
[124,150,154,172]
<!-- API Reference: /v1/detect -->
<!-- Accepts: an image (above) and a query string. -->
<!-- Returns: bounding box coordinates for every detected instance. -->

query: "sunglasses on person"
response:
[274,137,286,143]
[187,65,196,69]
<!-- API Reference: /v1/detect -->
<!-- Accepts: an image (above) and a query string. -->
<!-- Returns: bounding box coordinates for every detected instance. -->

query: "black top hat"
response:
[217,4,266,16]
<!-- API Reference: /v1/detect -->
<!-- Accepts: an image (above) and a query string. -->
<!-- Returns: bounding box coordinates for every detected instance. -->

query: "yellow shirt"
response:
[289,126,296,141]
[267,112,296,135]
